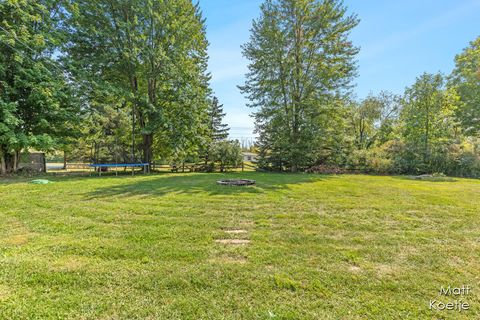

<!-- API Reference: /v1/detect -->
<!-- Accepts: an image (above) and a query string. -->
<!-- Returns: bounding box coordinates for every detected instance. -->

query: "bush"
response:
[345,144,396,175]
[305,165,348,174]
[211,140,242,172]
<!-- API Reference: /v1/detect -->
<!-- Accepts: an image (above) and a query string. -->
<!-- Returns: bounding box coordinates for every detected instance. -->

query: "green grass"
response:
[0,173,479,319]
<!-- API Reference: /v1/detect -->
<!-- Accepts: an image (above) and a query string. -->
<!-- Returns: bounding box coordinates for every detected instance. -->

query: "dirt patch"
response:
[348,265,362,274]
[215,239,250,245]
[375,264,398,277]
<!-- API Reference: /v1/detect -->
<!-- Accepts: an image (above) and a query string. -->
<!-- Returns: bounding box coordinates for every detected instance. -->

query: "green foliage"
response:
[208,96,230,142]
[450,36,480,137]
[0,0,80,174]
[241,0,359,172]
[399,73,459,173]
[211,140,242,172]
[340,73,480,177]
[345,148,389,174]
[240,5,479,178]
[200,96,230,164]
[2,1,479,179]
[348,91,400,150]
[66,0,211,164]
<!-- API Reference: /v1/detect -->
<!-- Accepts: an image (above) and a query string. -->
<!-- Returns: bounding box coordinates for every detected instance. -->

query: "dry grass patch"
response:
[50,256,91,272]
[0,284,10,301]
[348,265,362,274]
[375,264,399,278]
[4,233,34,246]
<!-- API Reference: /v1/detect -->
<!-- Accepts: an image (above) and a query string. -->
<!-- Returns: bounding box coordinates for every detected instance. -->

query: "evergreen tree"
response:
[240,0,359,172]
[208,96,230,141]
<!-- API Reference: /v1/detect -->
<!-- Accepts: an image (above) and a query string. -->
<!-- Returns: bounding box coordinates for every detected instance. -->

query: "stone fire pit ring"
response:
[217,179,256,186]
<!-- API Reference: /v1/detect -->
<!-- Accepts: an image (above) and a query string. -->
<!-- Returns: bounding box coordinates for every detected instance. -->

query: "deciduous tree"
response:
[400,73,459,172]
[0,0,79,174]
[349,91,400,150]
[241,0,359,172]
[66,0,211,165]
[450,36,480,138]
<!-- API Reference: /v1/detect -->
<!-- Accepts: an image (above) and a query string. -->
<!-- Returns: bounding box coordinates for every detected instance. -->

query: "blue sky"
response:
[198,0,480,139]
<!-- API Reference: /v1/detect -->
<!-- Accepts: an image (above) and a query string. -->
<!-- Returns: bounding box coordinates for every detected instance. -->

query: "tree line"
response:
[0,0,239,174]
[242,0,480,177]
[1,0,479,177]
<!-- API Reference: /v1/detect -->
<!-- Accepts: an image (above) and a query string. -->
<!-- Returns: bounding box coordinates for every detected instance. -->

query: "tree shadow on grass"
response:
[0,172,97,185]
[392,175,458,183]
[84,172,331,199]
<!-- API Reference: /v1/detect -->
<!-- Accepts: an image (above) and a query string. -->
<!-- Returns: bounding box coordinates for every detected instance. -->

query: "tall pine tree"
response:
[240,0,359,172]
[208,96,229,141]
[201,96,230,164]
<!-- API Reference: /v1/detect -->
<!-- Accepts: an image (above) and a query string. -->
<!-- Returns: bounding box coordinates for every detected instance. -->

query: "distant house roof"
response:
[242,152,258,156]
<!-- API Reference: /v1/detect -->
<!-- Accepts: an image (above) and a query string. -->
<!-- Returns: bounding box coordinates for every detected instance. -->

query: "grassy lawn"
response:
[0,173,479,319]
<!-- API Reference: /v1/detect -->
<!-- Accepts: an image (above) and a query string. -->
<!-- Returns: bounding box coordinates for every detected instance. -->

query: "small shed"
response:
[19,153,46,173]
[242,152,258,162]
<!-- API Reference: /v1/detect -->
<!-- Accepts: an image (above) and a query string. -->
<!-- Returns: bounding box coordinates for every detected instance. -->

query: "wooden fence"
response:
[47,161,258,173]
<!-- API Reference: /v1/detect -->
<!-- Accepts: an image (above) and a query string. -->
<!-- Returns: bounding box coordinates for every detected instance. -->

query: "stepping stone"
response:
[224,229,248,234]
[215,239,250,245]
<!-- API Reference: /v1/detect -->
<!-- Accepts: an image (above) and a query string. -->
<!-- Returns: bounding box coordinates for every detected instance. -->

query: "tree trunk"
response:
[291,164,298,173]
[290,11,303,175]
[1,149,19,174]
[142,133,153,165]
[13,150,19,173]
[0,152,6,176]
[63,151,67,170]
[424,101,430,166]
[4,153,13,173]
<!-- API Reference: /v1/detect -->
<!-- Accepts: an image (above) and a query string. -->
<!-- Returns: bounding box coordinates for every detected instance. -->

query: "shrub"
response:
[305,165,348,174]
[211,140,242,172]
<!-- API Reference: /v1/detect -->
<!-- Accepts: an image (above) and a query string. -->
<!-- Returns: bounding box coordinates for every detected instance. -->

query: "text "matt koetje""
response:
[429,286,471,312]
